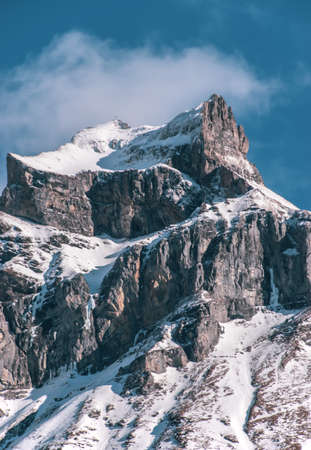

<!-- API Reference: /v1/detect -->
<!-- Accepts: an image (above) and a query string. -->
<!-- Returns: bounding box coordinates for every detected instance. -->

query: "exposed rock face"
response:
[1,154,95,235]
[1,156,203,239]
[0,217,103,387]
[172,299,223,362]
[88,165,203,238]
[0,94,261,237]
[118,292,226,395]
[0,243,98,387]
[91,204,311,367]
[28,274,98,386]
[0,303,31,389]
[1,94,311,449]
[204,165,253,197]
[202,94,249,156]
[0,266,39,388]
[171,94,262,185]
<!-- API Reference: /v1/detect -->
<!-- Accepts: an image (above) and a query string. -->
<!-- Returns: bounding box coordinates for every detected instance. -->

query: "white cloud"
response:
[0,31,278,168]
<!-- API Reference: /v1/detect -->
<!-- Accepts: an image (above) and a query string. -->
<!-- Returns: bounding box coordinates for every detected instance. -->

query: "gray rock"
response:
[92,207,311,368]
[28,274,98,386]
[171,94,263,185]
[1,155,95,236]
[172,300,222,362]
[88,165,203,238]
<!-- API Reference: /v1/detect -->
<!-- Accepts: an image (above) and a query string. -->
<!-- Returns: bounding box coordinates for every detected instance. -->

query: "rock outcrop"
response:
[0,94,261,238]
[171,94,262,185]
[88,165,203,238]
[28,274,98,386]
[91,201,311,368]
[1,154,95,236]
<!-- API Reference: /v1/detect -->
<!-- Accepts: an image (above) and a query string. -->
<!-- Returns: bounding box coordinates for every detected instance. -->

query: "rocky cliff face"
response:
[1,155,95,235]
[0,94,261,237]
[171,95,261,185]
[0,95,311,449]
[88,165,203,237]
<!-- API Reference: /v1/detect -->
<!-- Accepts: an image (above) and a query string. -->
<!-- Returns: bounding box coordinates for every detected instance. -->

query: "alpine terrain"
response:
[0,94,311,449]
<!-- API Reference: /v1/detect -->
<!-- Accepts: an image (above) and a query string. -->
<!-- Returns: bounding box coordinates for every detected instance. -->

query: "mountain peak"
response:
[1,94,262,236]
[203,94,249,155]
[1,94,311,450]
[6,95,252,178]
[165,94,257,184]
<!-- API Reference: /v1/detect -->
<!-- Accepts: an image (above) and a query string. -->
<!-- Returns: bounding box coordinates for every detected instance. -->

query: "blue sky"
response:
[1,0,311,208]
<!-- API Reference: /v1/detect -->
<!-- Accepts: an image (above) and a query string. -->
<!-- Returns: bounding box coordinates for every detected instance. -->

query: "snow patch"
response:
[269,268,280,309]
[84,295,96,331]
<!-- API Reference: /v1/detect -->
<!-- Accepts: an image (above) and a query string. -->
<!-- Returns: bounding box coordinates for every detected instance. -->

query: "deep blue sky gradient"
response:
[1,0,311,208]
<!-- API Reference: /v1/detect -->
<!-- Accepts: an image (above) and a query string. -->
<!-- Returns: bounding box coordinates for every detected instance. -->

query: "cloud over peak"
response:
[0,31,278,161]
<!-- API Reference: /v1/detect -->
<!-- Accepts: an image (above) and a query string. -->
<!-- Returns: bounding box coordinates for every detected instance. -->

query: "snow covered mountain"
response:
[0,94,310,449]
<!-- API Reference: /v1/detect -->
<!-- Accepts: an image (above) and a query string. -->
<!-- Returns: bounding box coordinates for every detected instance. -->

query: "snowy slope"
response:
[10,120,156,175]
[1,306,311,449]
[10,104,203,176]
[0,212,171,295]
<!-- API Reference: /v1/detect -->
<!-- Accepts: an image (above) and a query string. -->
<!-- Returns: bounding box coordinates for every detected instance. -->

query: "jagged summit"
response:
[1,95,263,236]
[6,94,259,181]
